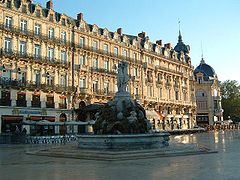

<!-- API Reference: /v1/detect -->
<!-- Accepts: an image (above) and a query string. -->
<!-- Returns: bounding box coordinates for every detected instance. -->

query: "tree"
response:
[220,80,240,121]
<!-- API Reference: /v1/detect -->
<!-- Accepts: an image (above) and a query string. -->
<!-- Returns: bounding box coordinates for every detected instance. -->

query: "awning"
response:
[30,116,42,121]
[146,110,161,120]
[44,116,55,122]
[1,115,24,121]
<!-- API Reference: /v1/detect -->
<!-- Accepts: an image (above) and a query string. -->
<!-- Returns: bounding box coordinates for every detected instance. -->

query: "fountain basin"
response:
[77,133,170,150]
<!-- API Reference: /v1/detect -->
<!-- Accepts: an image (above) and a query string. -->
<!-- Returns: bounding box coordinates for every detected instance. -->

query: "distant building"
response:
[194,57,223,126]
[0,0,196,134]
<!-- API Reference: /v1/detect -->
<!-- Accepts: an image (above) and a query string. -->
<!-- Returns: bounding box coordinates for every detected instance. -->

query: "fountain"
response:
[26,62,215,160]
[77,61,170,150]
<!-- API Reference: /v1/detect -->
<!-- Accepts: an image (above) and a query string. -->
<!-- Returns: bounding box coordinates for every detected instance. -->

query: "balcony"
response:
[0,99,11,106]
[16,100,27,107]
[31,101,41,108]
[90,67,117,76]
[80,88,89,94]
[0,77,75,93]
[59,103,67,109]
[46,102,55,108]
[0,23,71,47]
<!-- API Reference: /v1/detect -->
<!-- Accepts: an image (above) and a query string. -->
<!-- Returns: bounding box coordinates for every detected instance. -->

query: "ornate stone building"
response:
[0,0,196,133]
[194,57,223,126]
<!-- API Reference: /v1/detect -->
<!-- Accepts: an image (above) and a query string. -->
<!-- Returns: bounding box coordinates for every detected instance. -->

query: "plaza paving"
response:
[1,130,240,180]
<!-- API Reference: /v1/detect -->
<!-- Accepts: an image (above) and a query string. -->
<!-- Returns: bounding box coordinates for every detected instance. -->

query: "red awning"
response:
[44,116,55,122]
[30,116,42,121]
[1,116,24,121]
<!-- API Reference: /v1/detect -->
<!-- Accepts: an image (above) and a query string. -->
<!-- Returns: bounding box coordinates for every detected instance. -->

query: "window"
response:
[80,78,86,88]
[92,41,98,51]
[61,51,67,63]
[2,68,11,79]
[168,89,171,99]
[114,47,118,56]
[6,1,11,9]
[46,73,54,86]
[20,20,27,32]
[17,93,26,107]
[34,71,41,85]
[4,38,12,52]
[175,91,179,100]
[34,44,41,58]
[60,75,66,87]
[18,71,26,83]
[46,96,54,108]
[48,28,54,39]
[104,60,109,70]
[79,37,85,47]
[22,5,27,13]
[92,58,98,69]
[80,55,85,65]
[183,92,187,101]
[48,48,54,61]
[160,88,163,98]
[134,88,138,96]
[49,14,54,22]
[61,32,66,43]
[103,44,108,54]
[198,77,202,84]
[19,41,26,55]
[104,82,109,94]
[93,81,98,92]
[134,67,138,77]
[147,86,153,97]
[36,9,41,17]
[61,18,66,26]
[147,57,152,64]
[5,16,12,28]
[32,94,41,107]
[34,24,41,36]
[123,50,127,58]
[133,53,137,61]
[0,91,11,106]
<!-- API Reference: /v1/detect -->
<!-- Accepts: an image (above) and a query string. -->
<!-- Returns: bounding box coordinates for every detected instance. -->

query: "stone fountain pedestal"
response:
[77,133,169,150]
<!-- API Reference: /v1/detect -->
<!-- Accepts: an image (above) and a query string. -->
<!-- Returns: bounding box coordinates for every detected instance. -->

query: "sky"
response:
[35,0,240,83]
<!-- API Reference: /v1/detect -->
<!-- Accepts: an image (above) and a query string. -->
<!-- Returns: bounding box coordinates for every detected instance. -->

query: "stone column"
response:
[54,93,59,109]
[11,89,17,107]
[26,91,32,107]
[41,92,46,108]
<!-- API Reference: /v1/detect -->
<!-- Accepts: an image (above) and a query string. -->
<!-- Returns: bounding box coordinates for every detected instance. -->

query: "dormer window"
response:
[198,76,203,84]
[22,5,27,13]
[36,9,41,17]
[61,18,66,26]
[49,14,54,22]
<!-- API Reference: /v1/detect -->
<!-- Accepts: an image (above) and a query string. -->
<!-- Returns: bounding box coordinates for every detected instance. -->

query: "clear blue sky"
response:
[35,0,240,83]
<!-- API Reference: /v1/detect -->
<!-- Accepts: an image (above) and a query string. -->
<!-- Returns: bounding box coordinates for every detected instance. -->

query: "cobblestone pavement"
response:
[1,130,240,180]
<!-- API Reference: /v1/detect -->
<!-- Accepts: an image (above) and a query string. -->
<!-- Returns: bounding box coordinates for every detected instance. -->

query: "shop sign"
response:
[12,108,47,116]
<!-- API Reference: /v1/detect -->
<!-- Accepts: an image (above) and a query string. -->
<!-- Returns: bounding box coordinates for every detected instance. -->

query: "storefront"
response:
[1,115,24,133]
[26,116,56,136]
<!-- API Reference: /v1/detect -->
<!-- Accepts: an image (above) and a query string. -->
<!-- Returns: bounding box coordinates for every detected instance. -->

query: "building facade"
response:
[194,58,223,126]
[0,0,196,134]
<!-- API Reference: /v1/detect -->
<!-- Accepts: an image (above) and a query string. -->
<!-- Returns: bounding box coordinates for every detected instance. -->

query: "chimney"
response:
[156,40,162,46]
[138,31,146,38]
[77,13,84,21]
[117,28,122,35]
[46,0,53,9]
[164,43,171,49]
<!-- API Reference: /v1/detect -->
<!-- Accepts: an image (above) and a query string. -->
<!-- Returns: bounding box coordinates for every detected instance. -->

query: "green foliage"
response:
[220,80,240,120]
